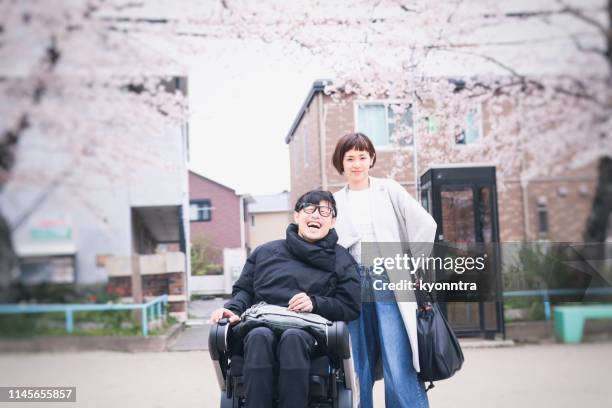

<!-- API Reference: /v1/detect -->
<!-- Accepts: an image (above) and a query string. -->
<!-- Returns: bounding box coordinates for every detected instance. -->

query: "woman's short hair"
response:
[294,190,337,217]
[332,132,377,175]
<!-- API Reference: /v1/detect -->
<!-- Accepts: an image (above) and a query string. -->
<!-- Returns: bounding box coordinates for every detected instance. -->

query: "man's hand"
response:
[210,308,240,325]
[288,292,313,313]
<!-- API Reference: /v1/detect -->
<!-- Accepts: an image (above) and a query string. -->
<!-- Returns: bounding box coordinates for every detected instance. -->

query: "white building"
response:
[0,77,191,318]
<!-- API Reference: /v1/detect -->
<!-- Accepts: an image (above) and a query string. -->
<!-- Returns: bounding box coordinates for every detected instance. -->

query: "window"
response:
[455,106,481,145]
[425,116,439,134]
[537,203,549,237]
[20,256,75,285]
[357,102,413,147]
[251,215,255,227]
[190,200,212,222]
[420,188,431,214]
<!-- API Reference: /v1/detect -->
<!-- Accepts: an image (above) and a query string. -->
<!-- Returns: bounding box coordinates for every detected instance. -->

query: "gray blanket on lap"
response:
[234,302,332,346]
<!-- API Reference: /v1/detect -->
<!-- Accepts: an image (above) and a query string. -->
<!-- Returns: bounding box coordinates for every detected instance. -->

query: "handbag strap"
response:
[386,184,434,307]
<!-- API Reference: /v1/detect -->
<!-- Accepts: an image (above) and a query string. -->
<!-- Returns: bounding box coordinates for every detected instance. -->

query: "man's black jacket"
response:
[224,224,360,322]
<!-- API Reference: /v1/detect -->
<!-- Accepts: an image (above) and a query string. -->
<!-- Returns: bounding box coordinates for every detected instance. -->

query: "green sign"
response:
[30,228,72,240]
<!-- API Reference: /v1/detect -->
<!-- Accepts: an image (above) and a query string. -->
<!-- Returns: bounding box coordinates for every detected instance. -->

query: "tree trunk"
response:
[0,211,17,301]
[583,157,612,243]
[607,0,612,66]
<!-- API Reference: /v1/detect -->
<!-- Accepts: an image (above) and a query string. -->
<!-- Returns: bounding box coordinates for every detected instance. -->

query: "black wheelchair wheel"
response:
[219,392,235,408]
[337,387,352,408]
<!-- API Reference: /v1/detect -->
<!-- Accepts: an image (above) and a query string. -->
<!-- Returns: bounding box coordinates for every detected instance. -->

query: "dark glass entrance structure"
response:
[420,166,505,339]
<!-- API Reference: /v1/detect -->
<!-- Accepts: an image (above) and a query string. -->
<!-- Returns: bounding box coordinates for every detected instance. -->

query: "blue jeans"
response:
[349,269,429,408]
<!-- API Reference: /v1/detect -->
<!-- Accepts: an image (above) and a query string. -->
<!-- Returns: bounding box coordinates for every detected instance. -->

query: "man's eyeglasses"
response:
[299,203,335,217]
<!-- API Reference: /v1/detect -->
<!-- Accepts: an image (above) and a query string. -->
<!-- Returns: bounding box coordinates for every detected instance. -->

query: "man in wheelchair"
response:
[210,190,360,408]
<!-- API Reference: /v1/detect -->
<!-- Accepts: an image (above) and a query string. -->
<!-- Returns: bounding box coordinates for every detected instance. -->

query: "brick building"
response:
[189,171,247,261]
[188,171,251,295]
[285,80,598,243]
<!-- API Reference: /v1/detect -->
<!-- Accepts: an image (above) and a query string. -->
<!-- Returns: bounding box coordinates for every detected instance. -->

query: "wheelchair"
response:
[209,318,356,408]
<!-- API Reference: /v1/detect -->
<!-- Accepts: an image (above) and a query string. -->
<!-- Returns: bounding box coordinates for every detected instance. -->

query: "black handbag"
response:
[416,299,465,391]
[385,186,464,390]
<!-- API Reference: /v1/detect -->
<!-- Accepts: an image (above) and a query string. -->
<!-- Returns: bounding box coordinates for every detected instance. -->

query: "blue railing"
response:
[503,288,612,320]
[0,295,168,337]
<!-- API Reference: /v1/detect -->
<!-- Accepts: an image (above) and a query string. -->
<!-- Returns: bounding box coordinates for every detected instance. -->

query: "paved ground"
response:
[1,342,611,408]
[168,324,210,351]
[165,298,224,351]
[188,298,227,320]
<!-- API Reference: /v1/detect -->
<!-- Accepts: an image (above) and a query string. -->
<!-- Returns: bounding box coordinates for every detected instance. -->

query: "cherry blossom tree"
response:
[0,0,188,286]
[1,0,610,284]
[126,0,611,239]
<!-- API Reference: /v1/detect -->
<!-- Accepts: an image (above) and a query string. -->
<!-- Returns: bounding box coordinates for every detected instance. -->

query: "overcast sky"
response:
[187,43,331,195]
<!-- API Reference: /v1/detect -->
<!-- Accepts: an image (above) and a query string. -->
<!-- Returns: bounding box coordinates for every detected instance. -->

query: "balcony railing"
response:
[106,252,185,277]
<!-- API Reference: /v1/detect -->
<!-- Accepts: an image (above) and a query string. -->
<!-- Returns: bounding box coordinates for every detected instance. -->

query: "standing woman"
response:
[332,132,437,408]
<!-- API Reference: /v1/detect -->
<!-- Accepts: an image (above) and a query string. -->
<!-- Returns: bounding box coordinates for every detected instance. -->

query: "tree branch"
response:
[436,47,526,78]
[557,1,608,37]
[569,33,606,56]
[481,3,606,35]
[1,36,61,181]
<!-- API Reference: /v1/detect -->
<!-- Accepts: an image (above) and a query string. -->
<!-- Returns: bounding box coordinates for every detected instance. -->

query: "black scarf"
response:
[285,223,337,272]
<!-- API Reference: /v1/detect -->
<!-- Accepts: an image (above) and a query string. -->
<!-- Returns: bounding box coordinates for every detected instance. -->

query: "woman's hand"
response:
[209,308,240,325]
[288,292,314,313]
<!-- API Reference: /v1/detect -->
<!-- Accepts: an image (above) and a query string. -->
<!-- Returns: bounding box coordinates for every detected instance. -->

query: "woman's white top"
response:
[334,177,438,373]
[347,187,375,263]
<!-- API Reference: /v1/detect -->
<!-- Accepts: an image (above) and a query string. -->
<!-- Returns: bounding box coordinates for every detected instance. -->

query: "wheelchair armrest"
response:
[208,319,231,392]
[326,321,351,359]
[327,321,356,391]
[208,318,231,361]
